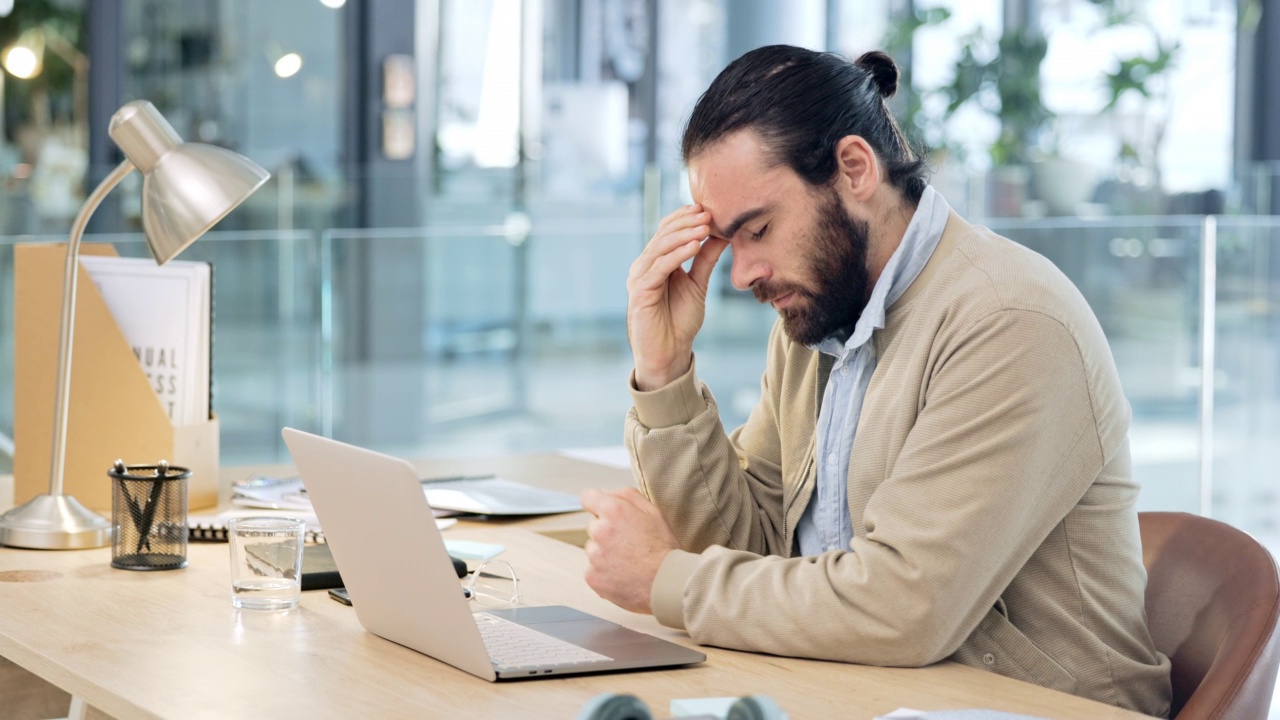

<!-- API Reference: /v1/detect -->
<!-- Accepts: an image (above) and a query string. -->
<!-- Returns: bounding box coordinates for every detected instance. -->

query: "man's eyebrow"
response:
[710,205,773,239]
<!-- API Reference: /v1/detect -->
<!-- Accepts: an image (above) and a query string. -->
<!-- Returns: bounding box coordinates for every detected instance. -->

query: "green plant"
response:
[1106,37,1179,178]
[1084,0,1181,187]
[941,27,1050,167]
[879,6,951,151]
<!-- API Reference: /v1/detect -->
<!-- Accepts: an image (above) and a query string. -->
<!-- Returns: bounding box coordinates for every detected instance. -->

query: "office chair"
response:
[1140,512,1280,719]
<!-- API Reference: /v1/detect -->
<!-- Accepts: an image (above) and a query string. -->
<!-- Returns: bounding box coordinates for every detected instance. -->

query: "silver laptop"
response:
[282,427,705,681]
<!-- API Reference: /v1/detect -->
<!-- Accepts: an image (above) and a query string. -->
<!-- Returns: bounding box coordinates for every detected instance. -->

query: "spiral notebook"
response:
[187,509,325,543]
[187,508,455,542]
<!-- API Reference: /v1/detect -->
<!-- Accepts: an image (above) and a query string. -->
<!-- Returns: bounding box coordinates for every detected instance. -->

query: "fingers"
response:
[687,237,729,291]
[615,487,668,526]
[582,487,629,514]
[583,486,632,515]
[580,488,605,515]
[632,238,703,293]
[586,513,606,543]
[651,207,708,248]
[636,206,710,267]
[630,224,708,286]
[583,487,651,524]
[613,486,649,509]
[655,204,706,237]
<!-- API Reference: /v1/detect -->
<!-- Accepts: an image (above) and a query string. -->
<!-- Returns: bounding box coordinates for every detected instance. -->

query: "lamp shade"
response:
[109,100,269,264]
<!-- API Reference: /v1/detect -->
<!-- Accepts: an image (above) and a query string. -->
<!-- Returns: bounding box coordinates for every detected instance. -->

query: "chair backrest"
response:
[1140,512,1280,720]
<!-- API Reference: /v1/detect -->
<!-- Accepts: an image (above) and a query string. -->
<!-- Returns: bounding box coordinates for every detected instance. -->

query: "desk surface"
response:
[0,455,1151,720]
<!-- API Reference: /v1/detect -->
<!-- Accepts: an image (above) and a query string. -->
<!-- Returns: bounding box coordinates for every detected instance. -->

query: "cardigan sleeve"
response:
[625,322,793,567]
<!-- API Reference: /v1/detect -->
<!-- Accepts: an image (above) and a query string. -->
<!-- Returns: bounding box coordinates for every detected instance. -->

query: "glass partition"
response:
[989,217,1207,515]
[317,220,649,460]
[1,215,1277,553]
[1213,218,1280,552]
[318,227,526,457]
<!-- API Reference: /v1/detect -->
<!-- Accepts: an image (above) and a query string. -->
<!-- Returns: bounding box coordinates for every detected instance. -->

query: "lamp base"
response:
[0,494,112,549]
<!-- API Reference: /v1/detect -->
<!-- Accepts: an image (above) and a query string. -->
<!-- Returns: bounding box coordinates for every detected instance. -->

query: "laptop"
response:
[281,427,706,681]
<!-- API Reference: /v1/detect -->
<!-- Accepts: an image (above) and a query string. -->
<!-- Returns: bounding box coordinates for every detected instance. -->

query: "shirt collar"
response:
[813,185,950,357]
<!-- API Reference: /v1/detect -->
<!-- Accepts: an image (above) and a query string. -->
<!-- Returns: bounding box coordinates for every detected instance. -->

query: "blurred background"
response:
[0,0,1275,622]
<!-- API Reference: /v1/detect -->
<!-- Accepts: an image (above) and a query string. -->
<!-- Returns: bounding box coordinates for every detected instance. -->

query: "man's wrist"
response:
[629,360,706,429]
[634,356,693,392]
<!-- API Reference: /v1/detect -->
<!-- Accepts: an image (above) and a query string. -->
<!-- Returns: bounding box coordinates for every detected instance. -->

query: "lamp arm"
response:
[49,159,136,496]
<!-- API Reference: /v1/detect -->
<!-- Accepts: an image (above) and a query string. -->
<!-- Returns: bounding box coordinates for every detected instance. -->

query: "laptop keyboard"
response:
[474,612,612,673]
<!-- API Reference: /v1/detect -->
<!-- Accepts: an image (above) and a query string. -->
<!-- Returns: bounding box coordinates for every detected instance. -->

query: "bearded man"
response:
[579,45,1172,717]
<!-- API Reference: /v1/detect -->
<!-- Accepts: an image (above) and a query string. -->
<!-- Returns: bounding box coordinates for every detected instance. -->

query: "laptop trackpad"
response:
[484,606,674,651]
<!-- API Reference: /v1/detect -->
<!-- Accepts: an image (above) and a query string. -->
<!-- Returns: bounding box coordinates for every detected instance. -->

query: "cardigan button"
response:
[982,653,996,666]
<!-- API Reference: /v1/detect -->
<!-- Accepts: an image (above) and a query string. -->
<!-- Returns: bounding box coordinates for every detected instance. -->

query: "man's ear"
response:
[833,135,879,203]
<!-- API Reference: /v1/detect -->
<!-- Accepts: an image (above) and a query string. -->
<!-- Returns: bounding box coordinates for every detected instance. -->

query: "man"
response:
[580,45,1172,716]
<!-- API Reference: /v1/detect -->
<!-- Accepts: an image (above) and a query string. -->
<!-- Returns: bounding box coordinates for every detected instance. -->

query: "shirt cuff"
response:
[629,359,706,429]
[651,549,700,630]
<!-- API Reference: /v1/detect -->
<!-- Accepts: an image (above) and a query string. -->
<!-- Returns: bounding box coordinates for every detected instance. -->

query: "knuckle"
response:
[592,520,613,544]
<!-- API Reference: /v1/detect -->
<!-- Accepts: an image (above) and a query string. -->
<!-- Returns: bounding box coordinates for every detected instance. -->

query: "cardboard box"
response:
[14,243,219,512]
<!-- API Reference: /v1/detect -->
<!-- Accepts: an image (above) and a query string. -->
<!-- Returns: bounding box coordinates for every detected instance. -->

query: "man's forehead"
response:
[687,131,788,223]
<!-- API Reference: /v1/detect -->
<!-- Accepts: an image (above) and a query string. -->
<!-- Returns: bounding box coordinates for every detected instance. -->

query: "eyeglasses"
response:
[463,560,522,608]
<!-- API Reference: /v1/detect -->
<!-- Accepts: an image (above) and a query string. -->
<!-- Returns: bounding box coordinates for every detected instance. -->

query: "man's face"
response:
[689,130,871,345]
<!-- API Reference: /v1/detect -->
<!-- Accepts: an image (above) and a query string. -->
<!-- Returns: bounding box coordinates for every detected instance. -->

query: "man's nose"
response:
[729,246,769,291]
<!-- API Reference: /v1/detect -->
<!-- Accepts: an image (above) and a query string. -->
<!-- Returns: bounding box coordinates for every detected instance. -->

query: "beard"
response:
[752,189,872,346]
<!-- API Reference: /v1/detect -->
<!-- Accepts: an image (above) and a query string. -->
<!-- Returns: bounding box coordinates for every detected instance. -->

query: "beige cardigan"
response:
[624,212,1172,717]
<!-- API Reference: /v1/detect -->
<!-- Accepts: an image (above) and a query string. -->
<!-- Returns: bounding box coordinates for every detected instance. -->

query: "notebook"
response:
[186,509,325,543]
[187,509,456,542]
[281,427,706,681]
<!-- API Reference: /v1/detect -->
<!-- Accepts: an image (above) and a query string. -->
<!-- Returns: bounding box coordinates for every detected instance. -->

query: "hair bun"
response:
[856,51,899,99]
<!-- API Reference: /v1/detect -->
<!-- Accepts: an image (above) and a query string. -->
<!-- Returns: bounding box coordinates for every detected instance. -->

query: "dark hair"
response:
[681,46,928,205]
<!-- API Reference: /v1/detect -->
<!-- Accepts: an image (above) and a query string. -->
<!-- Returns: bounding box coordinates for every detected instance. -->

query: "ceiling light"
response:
[3,46,40,78]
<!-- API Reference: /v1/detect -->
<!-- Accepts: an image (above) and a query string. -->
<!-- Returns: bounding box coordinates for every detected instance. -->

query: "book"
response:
[79,255,211,426]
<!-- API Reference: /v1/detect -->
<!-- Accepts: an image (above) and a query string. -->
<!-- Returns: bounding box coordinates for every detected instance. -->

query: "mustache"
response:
[752,281,806,305]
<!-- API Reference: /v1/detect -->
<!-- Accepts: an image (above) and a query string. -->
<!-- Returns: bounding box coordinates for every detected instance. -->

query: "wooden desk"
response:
[0,457,1152,719]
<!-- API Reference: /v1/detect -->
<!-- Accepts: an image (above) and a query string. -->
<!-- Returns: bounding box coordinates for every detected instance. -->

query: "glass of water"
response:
[227,517,306,610]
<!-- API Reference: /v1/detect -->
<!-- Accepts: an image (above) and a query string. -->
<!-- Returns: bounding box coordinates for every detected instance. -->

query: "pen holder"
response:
[109,459,190,571]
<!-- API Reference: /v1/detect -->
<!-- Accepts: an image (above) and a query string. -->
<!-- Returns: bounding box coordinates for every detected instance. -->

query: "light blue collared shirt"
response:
[795,186,950,556]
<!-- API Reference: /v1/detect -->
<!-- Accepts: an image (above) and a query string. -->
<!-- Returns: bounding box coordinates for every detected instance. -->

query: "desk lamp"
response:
[0,100,269,549]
